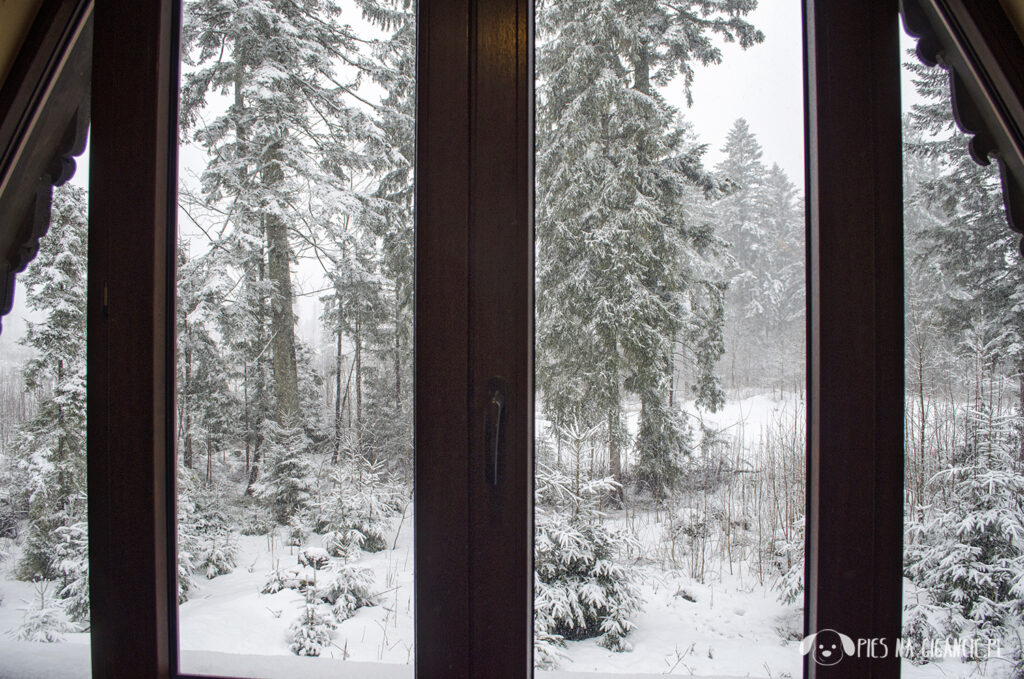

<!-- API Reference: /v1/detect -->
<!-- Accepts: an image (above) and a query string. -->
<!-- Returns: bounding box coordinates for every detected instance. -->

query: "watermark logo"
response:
[799,630,1002,665]
[800,629,855,666]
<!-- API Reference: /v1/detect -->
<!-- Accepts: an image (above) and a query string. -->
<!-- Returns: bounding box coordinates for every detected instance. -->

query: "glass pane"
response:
[533,0,805,675]
[175,1,414,675]
[900,26,1024,678]
[0,164,91,675]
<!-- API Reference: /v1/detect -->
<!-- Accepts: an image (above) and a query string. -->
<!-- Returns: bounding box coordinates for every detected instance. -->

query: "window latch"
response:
[484,377,508,487]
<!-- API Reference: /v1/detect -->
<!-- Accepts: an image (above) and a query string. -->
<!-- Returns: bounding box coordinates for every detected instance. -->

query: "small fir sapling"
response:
[53,521,89,623]
[198,534,239,580]
[177,472,238,601]
[7,581,79,643]
[240,504,275,537]
[317,457,401,556]
[286,517,310,552]
[321,527,363,560]
[773,515,804,606]
[289,589,337,657]
[264,559,375,623]
[901,595,962,665]
[903,412,1024,661]
[319,565,376,621]
[534,454,642,662]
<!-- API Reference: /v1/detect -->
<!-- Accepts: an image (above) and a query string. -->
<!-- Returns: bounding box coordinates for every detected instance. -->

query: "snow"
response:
[178,521,414,667]
[0,393,1015,678]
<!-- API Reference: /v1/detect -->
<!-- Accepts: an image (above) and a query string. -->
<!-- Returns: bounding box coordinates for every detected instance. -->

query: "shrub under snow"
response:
[7,582,79,643]
[903,415,1024,664]
[289,591,337,657]
[533,463,641,665]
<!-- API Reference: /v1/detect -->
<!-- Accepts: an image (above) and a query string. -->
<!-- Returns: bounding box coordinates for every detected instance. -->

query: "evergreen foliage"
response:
[177,471,239,602]
[289,589,337,656]
[6,581,79,643]
[904,412,1024,647]
[9,186,88,593]
[773,515,804,607]
[53,521,89,623]
[715,120,804,388]
[535,0,761,498]
[534,425,642,664]
[257,421,316,524]
[315,456,401,556]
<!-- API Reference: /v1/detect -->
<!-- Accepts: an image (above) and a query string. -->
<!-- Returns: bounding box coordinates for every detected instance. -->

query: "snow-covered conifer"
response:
[535,0,761,497]
[11,186,87,586]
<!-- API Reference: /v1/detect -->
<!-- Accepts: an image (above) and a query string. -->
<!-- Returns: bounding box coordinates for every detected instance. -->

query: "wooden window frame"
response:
[78,1,919,678]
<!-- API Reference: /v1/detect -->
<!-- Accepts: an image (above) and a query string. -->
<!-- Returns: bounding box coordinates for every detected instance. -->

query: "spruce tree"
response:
[179,0,376,474]
[535,0,761,498]
[904,412,1024,643]
[903,60,1024,435]
[177,244,238,478]
[12,185,88,585]
[715,120,803,388]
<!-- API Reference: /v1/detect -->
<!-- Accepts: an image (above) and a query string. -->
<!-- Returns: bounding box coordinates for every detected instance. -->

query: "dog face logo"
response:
[800,629,855,666]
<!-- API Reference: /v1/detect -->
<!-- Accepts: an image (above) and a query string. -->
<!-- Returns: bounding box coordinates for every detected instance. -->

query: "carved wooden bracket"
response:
[901,0,1024,254]
[0,0,92,334]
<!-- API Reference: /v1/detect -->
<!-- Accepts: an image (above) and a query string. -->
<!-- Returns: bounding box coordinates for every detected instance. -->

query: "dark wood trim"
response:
[0,0,92,332]
[467,0,534,674]
[414,0,473,675]
[902,0,1024,250]
[804,1,904,677]
[87,0,178,678]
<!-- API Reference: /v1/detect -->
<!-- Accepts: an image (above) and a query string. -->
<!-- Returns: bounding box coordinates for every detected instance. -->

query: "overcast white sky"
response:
[0,4,927,351]
[680,0,805,182]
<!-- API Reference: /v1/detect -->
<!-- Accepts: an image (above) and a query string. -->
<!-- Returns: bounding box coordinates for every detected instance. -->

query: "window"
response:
[9,0,1022,677]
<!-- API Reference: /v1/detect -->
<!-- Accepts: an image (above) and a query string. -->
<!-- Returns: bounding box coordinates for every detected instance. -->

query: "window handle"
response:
[484,377,508,487]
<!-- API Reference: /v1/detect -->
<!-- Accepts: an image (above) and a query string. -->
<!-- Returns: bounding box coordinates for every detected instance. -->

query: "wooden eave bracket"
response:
[0,0,93,334]
[901,0,1024,254]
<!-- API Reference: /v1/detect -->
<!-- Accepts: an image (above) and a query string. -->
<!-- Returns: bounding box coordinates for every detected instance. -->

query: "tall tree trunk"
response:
[182,329,193,470]
[246,251,269,495]
[607,405,622,502]
[334,298,344,465]
[633,45,650,95]
[355,316,363,458]
[243,362,250,473]
[394,286,402,409]
[265,202,300,425]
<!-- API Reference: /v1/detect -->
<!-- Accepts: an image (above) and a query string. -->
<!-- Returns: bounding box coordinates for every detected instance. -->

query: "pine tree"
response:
[534,428,642,661]
[903,59,1024,436]
[12,185,88,585]
[904,411,1024,644]
[177,244,238,479]
[535,0,761,498]
[715,120,803,388]
[179,0,377,480]
[257,420,316,524]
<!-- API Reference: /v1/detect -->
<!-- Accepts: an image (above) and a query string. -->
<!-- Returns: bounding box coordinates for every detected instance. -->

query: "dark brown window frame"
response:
[73,0,1024,678]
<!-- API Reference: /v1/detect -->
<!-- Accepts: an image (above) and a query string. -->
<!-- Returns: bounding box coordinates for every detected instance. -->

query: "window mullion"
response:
[414,0,473,675]
[804,2,904,677]
[87,1,179,678]
[466,0,534,676]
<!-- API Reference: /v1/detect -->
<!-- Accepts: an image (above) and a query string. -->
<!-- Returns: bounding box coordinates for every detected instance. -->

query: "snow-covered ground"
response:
[0,391,1015,678]
[178,507,415,667]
